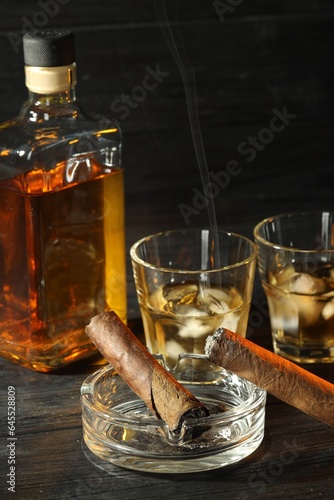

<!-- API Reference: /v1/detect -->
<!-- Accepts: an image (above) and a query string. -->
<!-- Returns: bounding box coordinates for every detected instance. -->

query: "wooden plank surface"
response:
[1,319,333,499]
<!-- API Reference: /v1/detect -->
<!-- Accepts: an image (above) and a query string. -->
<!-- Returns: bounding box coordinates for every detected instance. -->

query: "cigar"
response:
[205,328,334,427]
[86,311,209,433]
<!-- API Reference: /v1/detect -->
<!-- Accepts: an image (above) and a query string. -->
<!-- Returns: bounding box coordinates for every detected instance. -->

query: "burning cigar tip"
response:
[205,327,240,364]
[204,327,225,358]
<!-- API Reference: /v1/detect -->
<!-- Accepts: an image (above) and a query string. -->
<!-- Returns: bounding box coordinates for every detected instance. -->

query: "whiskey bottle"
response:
[0,30,126,371]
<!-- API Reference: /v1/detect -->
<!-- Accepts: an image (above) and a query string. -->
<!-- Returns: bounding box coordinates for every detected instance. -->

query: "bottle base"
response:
[273,340,334,364]
[0,334,99,372]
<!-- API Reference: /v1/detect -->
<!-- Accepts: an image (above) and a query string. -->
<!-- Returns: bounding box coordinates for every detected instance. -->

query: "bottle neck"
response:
[23,63,78,119]
[27,87,77,106]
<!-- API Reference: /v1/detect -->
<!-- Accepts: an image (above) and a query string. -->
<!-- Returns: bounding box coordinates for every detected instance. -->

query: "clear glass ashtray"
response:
[81,354,266,474]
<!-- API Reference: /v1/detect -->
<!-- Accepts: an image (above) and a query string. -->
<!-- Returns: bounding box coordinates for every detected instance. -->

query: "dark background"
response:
[1,0,334,312]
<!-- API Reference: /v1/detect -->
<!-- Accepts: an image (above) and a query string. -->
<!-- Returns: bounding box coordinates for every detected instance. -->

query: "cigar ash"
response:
[163,400,229,445]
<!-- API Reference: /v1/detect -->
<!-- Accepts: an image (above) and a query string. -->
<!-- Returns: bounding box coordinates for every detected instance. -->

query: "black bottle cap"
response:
[23,30,75,67]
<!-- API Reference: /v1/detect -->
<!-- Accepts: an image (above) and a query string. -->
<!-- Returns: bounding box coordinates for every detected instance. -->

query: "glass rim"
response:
[130,228,257,274]
[254,211,334,254]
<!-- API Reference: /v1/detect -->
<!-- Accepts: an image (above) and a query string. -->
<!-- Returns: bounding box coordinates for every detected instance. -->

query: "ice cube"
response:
[289,273,326,295]
[163,282,198,303]
[163,283,199,314]
[281,275,325,327]
[268,290,299,337]
[273,266,327,295]
[178,317,213,339]
[269,265,295,287]
[197,286,243,315]
[199,287,231,314]
[322,300,334,320]
[165,339,185,359]
[269,268,333,331]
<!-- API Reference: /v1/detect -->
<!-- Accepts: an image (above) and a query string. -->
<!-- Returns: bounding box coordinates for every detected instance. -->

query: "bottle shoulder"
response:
[1,99,121,137]
[0,99,122,180]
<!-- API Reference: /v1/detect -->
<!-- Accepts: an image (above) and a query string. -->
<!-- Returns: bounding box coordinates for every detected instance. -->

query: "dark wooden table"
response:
[1,265,333,499]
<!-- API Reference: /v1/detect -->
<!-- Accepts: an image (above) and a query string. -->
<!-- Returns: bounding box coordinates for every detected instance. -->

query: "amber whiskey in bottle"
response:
[0,31,126,371]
